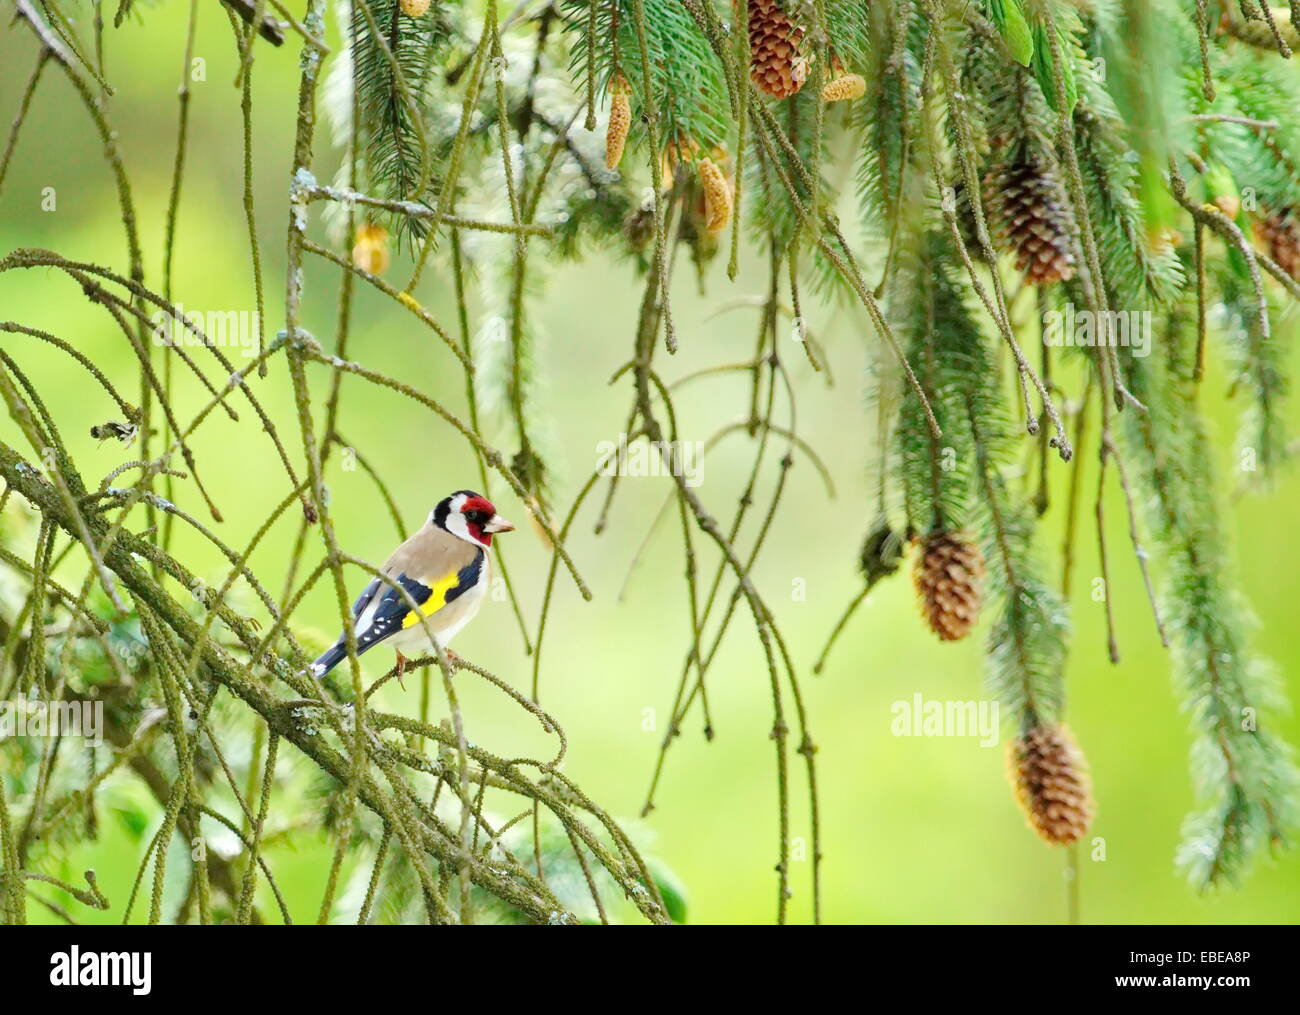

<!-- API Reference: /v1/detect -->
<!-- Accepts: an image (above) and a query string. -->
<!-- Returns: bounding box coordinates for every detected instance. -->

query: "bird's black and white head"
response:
[432,490,515,549]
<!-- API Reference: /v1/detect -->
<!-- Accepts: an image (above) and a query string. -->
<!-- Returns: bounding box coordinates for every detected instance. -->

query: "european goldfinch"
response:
[310,490,514,680]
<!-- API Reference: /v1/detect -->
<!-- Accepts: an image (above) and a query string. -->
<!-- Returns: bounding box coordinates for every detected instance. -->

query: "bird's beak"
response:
[485,515,515,533]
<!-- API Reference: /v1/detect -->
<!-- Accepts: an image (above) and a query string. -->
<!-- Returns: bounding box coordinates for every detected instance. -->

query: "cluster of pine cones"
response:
[615,0,1107,850]
[903,525,1095,847]
[608,0,864,252]
[753,1,1077,285]
[976,144,1300,290]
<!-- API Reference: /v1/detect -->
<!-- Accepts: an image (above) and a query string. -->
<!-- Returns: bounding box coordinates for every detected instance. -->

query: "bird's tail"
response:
[310,640,348,679]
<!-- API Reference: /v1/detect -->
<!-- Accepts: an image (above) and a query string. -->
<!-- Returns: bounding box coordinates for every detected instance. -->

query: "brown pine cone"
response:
[913,530,985,642]
[985,155,1077,285]
[749,0,808,98]
[1006,722,1096,846]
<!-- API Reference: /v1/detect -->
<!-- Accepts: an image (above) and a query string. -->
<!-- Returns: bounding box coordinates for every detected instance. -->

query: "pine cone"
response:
[821,73,865,103]
[985,156,1077,285]
[749,0,808,98]
[1255,206,1300,281]
[1006,723,1095,846]
[605,77,631,171]
[351,223,389,276]
[400,0,430,17]
[913,530,984,641]
[698,157,732,234]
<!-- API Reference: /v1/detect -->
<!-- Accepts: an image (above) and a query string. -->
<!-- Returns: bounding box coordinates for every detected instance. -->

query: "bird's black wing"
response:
[311,571,433,677]
[353,572,434,651]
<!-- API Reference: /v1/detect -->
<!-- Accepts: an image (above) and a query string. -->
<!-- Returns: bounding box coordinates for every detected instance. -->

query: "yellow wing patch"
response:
[400,570,460,629]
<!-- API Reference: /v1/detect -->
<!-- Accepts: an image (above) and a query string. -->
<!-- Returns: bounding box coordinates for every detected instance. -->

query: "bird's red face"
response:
[455,493,514,547]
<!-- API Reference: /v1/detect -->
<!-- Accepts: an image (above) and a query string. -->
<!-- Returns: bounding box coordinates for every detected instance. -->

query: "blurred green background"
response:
[1,4,1298,924]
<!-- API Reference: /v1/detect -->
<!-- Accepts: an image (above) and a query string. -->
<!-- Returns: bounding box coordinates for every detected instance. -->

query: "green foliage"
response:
[562,0,730,159]
[986,0,1034,66]
[821,0,874,75]
[1029,14,1078,114]
[894,233,979,533]
[855,2,922,230]
[965,395,1070,736]
[894,233,1069,733]
[1125,340,1300,888]
[1204,41,1300,210]
[1214,261,1290,479]
[747,88,831,250]
[1072,67,1185,309]
[349,0,451,244]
